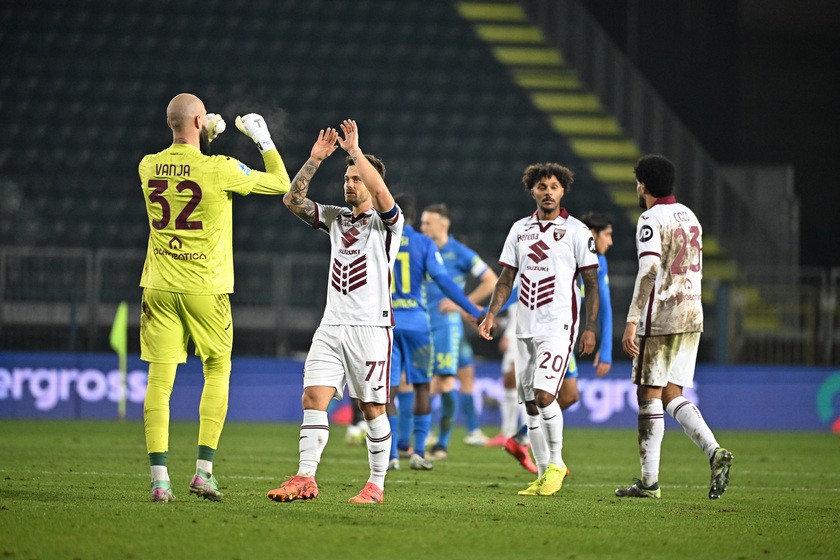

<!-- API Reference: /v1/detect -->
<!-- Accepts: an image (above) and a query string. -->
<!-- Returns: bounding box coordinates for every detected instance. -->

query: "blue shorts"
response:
[430,315,463,376]
[566,354,578,378]
[458,335,474,368]
[390,327,433,385]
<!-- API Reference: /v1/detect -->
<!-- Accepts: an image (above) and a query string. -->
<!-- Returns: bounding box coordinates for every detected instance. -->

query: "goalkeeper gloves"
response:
[235,113,276,153]
[206,113,226,142]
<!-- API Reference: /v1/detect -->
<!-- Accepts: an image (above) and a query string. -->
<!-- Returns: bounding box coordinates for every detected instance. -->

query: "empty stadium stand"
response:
[0,0,627,262]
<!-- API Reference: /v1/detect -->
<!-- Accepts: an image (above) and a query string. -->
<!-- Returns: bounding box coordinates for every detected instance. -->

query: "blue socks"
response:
[459,392,478,433]
[438,390,457,449]
[388,414,399,461]
[413,413,432,458]
[397,391,414,451]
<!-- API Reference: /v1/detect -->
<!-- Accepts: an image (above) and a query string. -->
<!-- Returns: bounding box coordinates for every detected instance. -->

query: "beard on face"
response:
[638,194,646,209]
[199,126,211,155]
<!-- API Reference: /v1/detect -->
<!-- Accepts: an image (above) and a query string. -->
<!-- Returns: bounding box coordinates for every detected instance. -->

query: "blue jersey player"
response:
[387,195,481,471]
[420,204,498,458]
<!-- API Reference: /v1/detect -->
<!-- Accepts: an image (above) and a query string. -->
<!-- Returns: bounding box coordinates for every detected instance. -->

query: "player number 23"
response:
[147,179,203,230]
[670,226,701,274]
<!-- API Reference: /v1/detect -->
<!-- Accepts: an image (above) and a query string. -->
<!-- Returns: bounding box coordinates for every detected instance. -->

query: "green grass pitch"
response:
[1,420,838,559]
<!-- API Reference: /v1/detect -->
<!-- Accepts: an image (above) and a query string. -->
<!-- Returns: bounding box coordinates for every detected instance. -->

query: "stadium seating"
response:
[2,0,627,257]
[1,0,638,354]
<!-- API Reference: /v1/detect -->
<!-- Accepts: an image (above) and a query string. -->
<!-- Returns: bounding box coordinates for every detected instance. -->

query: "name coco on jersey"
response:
[153,247,207,260]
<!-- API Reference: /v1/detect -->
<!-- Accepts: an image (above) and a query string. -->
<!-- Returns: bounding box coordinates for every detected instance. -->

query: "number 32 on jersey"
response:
[147,179,204,231]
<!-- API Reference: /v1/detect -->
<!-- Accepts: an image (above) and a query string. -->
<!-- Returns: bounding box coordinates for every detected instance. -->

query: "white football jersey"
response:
[629,196,704,336]
[314,203,404,327]
[499,209,598,338]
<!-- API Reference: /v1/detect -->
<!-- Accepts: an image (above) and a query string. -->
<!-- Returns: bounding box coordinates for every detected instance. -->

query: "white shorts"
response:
[304,324,392,404]
[514,335,574,402]
[632,332,700,388]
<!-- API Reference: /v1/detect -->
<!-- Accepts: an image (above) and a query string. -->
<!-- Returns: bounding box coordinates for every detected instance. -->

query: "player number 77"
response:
[364,361,387,381]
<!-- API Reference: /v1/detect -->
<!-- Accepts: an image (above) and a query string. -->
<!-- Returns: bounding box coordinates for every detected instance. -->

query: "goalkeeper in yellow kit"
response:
[139,93,290,502]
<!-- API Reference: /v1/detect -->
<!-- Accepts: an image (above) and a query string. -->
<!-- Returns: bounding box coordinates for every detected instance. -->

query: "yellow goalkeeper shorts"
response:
[140,288,233,363]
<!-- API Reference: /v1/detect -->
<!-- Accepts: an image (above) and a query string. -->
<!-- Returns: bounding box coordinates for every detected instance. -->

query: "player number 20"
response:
[538,351,565,372]
[147,179,204,230]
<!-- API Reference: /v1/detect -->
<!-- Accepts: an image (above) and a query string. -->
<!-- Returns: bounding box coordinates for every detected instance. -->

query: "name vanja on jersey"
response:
[633,196,703,336]
[499,209,598,338]
[139,143,265,295]
[314,203,404,327]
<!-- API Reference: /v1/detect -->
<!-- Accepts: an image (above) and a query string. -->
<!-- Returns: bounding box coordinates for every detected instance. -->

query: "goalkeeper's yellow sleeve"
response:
[251,149,291,195]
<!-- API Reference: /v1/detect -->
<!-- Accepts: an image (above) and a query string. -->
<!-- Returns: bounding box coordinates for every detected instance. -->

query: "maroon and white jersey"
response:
[499,209,598,338]
[313,203,404,327]
[628,196,703,336]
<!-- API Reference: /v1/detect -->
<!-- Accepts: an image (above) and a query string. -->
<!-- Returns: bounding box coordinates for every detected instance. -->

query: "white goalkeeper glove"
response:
[206,113,226,142]
[235,113,276,153]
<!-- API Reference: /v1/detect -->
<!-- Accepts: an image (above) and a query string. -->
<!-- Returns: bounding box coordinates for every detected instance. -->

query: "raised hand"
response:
[235,113,276,153]
[206,113,226,142]
[311,128,339,162]
[337,119,360,156]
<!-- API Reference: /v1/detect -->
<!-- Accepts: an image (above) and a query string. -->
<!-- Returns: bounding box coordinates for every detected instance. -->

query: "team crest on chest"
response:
[341,226,361,248]
[554,228,566,241]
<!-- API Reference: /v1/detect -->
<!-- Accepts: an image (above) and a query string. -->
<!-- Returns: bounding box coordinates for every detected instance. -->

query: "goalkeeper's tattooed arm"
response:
[283,128,339,226]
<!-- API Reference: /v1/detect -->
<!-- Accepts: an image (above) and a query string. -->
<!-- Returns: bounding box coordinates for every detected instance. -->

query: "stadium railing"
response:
[1,247,837,365]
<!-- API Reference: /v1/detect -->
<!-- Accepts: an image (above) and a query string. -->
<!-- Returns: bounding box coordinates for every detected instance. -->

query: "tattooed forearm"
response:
[487,268,516,317]
[283,159,319,225]
[289,160,318,204]
[581,268,600,332]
